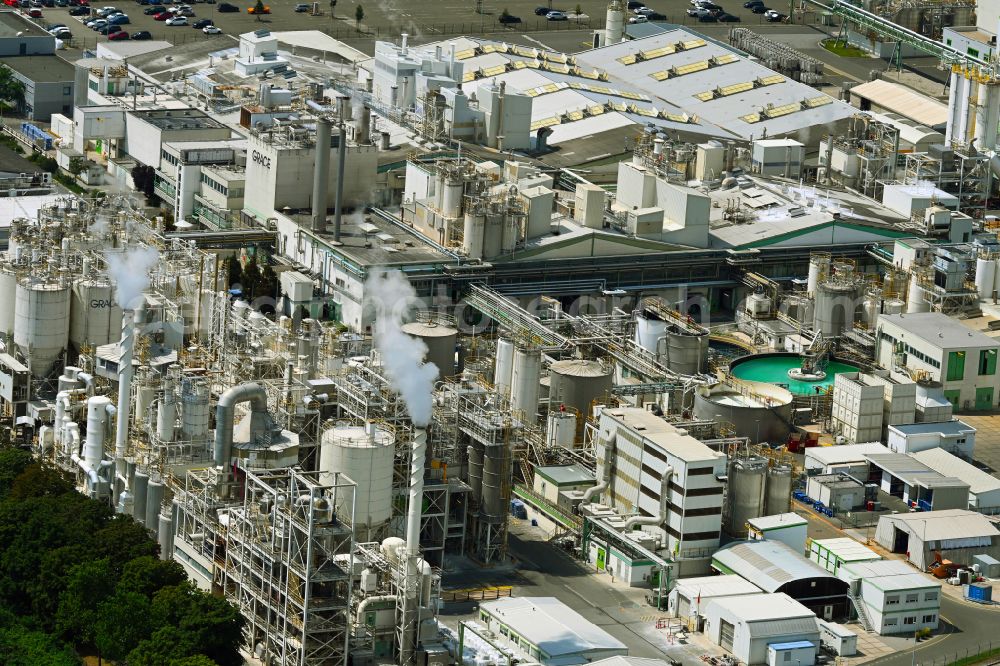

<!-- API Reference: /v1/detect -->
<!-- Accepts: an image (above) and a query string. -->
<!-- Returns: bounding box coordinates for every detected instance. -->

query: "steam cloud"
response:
[365,269,438,426]
[106,245,160,309]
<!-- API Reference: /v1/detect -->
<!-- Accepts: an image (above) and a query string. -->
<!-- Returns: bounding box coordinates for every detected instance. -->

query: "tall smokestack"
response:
[401,427,427,666]
[333,96,348,243]
[312,117,332,232]
[114,307,142,478]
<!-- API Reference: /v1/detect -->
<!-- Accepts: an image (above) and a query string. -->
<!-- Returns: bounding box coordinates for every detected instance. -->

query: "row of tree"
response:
[0,447,245,665]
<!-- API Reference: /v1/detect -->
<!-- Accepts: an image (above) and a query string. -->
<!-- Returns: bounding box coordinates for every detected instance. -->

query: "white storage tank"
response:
[401,317,458,378]
[807,252,831,295]
[494,338,514,396]
[0,262,18,336]
[976,256,996,300]
[765,464,792,515]
[181,378,210,444]
[70,277,121,352]
[548,359,613,424]
[463,210,486,260]
[634,311,668,355]
[724,457,768,538]
[510,345,542,422]
[665,325,709,375]
[320,423,395,537]
[546,409,576,448]
[883,297,905,315]
[907,272,930,313]
[14,276,71,378]
[482,207,504,259]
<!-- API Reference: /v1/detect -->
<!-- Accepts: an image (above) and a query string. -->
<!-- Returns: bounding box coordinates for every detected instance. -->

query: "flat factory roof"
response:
[0,54,74,82]
[866,453,969,489]
[706,592,817,623]
[0,9,49,37]
[132,108,227,131]
[805,442,888,468]
[878,509,1000,541]
[534,464,594,487]
[748,512,808,531]
[714,540,842,592]
[889,420,976,437]
[673,574,762,599]
[878,312,1000,349]
[602,407,725,464]
[841,560,939,591]
[811,537,881,562]
[481,597,627,657]
[0,193,67,229]
[849,79,948,128]
[912,448,1000,496]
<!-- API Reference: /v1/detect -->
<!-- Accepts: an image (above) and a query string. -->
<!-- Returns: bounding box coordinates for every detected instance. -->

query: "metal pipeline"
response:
[355,595,397,625]
[213,382,269,468]
[581,430,616,502]
[333,97,348,243]
[623,466,673,531]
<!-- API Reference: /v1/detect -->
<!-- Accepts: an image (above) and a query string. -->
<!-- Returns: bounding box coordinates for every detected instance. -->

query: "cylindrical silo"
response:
[907,272,930,313]
[993,257,1000,296]
[813,279,859,337]
[605,0,626,44]
[862,290,882,326]
[70,277,121,352]
[319,423,395,538]
[0,263,18,337]
[181,378,210,444]
[14,276,70,378]
[883,297,905,315]
[463,210,486,260]
[765,464,792,515]
[158,512,174,561]
[501,212,522,253]
[132,471,149,527]
[401,318,458,379]
[441,171,464,219]
[467,442,484,504]
[482,207,504,259]
[511,345,542,422]
[494,338,514,395]
[548,359,613,424]
[546,409,577,449]
[977,255,998,300]
[145,480,164,530]
[725,457,768,537]
[157,382,176,444]
[807,252,831,296]
[634,310,667,355]
[665,325,709,375]
[481,443,507,523]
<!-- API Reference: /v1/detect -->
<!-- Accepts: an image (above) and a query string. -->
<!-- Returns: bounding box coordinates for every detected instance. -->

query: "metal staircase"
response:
[849,591,874,632]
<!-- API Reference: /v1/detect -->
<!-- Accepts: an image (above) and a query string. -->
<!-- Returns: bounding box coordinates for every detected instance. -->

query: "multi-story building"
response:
[831,372,916,444]
[875,312,1000,410]
[838,560,941,635]
[593,407,726,576]
[154,139,246,223]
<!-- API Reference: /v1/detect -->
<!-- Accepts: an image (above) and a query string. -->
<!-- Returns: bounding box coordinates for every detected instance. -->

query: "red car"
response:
[3,0,17,8]
[153,10,170,19]
[108,29,128,39]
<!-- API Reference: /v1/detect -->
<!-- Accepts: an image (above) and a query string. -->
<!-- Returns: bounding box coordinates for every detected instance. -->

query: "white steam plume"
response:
[105,245,160,309]
[365,269,438,426]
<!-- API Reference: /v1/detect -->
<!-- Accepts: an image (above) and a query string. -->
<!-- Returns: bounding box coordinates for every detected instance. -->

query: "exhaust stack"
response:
[311,117,332,232]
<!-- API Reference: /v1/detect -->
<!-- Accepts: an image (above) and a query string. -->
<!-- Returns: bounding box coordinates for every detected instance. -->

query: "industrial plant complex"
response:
[5,0,1000,664]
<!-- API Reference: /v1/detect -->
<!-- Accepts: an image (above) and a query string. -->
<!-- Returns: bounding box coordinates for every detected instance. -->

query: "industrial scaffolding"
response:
[902,147,991,218]
[223,466,356,666]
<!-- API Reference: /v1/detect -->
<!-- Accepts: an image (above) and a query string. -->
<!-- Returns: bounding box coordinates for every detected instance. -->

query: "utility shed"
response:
[808,538,881,575]
[874,509,1000,571]
[911,448,1000,513]
[703,592,820,666]
[668,574,762,623]
[865,453,970,511]
[478,597,628,665]
[712,540,849,620]
[747,513,808,554]
[804,442,888,475]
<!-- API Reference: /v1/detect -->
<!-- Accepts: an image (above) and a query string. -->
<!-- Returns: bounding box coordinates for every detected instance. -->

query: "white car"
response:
[628,14,648,22]
[203,24,221,33]
[165,15,187,24]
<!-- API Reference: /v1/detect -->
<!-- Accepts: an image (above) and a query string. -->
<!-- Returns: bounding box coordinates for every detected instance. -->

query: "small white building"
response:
[886,420,976,458]
[805,474,866,512]
[804,442,887,476]
[817,620,858,657]
[874,509,1000,571]
[912,448,1000,513]
[751,138,805,178]
[668,574,761,624]
[478,597,628,665]
[808,538,881,575]
[703,593,820,666]
[839,560,941,635]
[747,513,808,554]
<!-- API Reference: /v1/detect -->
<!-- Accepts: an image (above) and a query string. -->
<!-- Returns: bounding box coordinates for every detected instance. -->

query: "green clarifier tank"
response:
[730,354,860,396]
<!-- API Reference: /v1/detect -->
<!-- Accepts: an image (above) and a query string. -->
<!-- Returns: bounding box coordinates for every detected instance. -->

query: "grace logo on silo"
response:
[251,150,272,169]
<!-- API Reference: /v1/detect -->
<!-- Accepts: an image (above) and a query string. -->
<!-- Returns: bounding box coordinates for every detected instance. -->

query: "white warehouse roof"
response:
[878,312,999,349]
[912,448,1000,497]
[878,509,1000,541]
[848,79,948,128]
[713,540,841,592]
[576,29,855,140]
[839,559,938,591]
[674,574,762,600]
[480,597,627,658]
[804,442,888,469]
[748,513,808,531]
[706,592,819,634]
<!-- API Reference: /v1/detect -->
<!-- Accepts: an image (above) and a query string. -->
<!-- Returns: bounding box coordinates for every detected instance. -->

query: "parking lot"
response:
[31,0,825,52]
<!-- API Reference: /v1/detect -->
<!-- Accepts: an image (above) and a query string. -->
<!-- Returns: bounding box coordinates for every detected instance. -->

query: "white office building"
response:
[839,560,941,635]
[747,513,808,554]
[886,420,976,458]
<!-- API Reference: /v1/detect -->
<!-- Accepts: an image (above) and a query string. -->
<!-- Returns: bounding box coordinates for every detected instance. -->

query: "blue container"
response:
[967,583,992,602]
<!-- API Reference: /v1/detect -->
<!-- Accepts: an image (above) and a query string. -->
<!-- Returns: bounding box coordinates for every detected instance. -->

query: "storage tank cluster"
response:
[813,260,862,337]
[724,457,793,537]
[633,299,710,375]
[975,248,1000,301]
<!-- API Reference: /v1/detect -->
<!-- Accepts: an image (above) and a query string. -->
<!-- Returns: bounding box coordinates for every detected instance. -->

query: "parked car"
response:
[498,12,521,23]
[143,6,160,13]
[52,27,72,37]
[165,14,187,23]
[717,12,740,21]
[293,2,307,10]
[108,29,129,38]
[55,0,68,6]
[98,22,121,33]
[108,14,130,23]
[202,23,221,32]
[27,7,42,16]
[217,1,237,9]
[192,17,212,26]
[750,4,768,12]
[534,6,552,15]
[626,1,645,8]
[697,13,716,21]
[153,10,170,18]
[765,11,785,20]
[131,29,152,38]
[69,5,88,14]
[743,0,763,6]
[628,14,646,22]
[635,6,657,14]
[545,10,566,19]
[644,11,665,19]
[88,18,108,29]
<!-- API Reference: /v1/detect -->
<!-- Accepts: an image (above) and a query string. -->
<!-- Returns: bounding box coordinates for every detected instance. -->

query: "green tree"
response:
[151,584,245,666]
[127,626,198,666]
[172,656,219,666]
[0,64,25,112]
[94,591,154,661]
[575,3,582,17]
[55,558,115,647]
[117,556,186,599]
[355,4,363,30]
[0,448,33,498]
[226,257,242,290]
[0,624,79,666]
[253,0,264,20]
[67,157,86,179]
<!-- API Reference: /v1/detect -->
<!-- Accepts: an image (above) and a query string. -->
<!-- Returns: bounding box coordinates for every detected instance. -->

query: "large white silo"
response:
[14,276,71,378]
[319,423,395,539]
